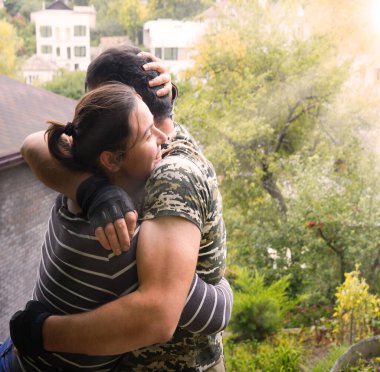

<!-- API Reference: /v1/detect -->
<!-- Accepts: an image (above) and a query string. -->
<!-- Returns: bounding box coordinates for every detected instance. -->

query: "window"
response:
[74,63,79,70]
[74,25,86,37]
[74,46,86,57]
[164,48,178,60]
[67,47,71,59]
[56,47,60,57]
[40,26,52,37]
[154,47,162,59]
[55,27,60,41]
[41,45,52,54]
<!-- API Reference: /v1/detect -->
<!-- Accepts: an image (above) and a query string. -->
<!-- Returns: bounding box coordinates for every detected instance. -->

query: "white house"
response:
[29,0,96,73]
[22,54,58,84]
[143,19,207,76]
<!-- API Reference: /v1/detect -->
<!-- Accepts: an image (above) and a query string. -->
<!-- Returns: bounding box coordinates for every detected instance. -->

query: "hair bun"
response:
[64,122,75,136]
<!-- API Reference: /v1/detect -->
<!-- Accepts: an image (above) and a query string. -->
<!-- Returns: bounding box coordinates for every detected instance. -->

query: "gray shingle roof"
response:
[0,74,76,159]
[47,1,71,10]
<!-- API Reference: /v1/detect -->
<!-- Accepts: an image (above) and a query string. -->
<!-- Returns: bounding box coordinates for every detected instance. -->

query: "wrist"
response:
[76,174,109,214]
[42,315,66,352]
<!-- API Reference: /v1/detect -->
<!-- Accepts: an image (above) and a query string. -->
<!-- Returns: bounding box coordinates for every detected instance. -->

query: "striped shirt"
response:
[13,195,232,371]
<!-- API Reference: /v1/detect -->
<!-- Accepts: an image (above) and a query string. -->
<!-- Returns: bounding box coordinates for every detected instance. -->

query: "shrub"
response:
[224,334,303,371]
[333,267,380,345]
[229,267,297,341]
[310,344,348,372]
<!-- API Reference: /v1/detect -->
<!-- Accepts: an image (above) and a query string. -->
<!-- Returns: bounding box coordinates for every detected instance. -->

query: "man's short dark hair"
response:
[86,46,172,121]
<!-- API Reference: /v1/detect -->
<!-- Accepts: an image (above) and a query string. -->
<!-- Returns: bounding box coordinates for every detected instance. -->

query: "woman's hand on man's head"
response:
[138,51,172,97]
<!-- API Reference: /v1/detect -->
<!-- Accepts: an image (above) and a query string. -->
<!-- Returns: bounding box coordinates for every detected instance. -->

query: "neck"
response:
[107,173,145,204]
[155,117,174,136]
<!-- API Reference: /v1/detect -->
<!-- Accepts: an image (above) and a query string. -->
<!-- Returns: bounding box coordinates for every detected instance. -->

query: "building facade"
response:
[0,74,76,340]
[30,1,96,72]
[143,19,207,76]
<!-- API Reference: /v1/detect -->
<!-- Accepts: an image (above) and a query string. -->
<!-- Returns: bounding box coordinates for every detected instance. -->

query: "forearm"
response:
[21,131,91,200]
[180,276,233,335]
[43,289,176,355]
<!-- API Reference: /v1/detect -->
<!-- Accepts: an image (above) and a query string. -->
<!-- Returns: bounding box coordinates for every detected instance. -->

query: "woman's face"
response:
[122,98,167,183]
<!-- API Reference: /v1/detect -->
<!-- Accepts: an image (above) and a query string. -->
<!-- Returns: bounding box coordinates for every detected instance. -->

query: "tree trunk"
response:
[261,168,287,215]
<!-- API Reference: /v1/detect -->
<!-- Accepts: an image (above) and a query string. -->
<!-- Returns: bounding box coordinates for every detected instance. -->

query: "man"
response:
[15,47,227,371]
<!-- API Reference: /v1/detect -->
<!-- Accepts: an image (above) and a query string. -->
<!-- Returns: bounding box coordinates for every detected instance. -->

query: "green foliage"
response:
[176,0,380,304]
[310,344,348,372]
[177,0,347,231]
[224,334,303,371]
[43,69,85,100]
[147,0,213,20]
[0,18,23,76]
[90,0,145,44]
[3,0,22,16]
[3,0,40,18]
[333,268,380,345]
[1,0,38,57]
[229,267,297,341]
[345,356,380,371]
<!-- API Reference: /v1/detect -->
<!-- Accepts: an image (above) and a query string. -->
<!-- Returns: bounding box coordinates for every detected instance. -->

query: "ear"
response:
[99,151,122,173]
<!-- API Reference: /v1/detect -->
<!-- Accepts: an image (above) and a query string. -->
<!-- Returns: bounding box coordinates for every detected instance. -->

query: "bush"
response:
[333,267,380,345]
[43,69,86,100]
[224,334,303,371]
[229,267,297,341]
[310,344,348,372]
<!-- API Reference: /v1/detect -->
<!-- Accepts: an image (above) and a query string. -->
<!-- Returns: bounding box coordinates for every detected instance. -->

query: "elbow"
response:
[20,135,33,160]
[21,132,43,163]
[149,304,179,344]
[154,326,176,344]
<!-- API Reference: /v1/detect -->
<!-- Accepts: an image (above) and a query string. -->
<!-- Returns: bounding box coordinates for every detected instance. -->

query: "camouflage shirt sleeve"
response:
[141,155,209,230]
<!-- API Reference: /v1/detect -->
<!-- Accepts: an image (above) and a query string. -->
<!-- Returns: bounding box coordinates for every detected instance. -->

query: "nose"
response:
[153,126,168,146]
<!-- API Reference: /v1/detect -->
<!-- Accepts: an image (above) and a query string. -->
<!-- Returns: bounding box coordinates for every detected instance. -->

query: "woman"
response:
[1,83,232,371]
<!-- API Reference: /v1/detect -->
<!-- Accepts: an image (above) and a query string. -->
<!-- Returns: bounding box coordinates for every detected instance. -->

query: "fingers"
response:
[138,51,161,63]
[125,210,138,239]
[139,53,172,97]
[95,218,133,256]
[148,72,170,86]
[157,82,172,97]
[95,227,111,251]
[148,72,172,97]
[143,61,167,73]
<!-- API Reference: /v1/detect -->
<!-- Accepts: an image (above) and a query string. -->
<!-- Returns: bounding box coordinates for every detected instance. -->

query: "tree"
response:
[114,0,147,44]
[178,0,346,216]
[147,0,213,20]
[176,0,380,301]
[43,69,85,100]
[89,0,126,45]
[3,0,22,16]
[0,19,23,76]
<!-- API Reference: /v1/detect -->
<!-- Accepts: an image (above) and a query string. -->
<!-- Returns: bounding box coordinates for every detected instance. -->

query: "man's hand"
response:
[76,175,138,255]
[138,51,172,97]
[9,300,51,357]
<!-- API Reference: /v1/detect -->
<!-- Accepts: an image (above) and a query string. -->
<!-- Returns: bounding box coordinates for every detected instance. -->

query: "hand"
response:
[10,300,51,357]
[138,51,172,97]
[76,175,138,255]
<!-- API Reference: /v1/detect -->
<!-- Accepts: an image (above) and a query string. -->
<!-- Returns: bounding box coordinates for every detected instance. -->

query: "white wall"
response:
[143,19,207,76]
[31,6,95,72]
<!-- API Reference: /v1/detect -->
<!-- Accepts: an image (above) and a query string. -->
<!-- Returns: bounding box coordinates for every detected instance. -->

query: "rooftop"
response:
[47,1,71,10]
[0,74,76,165]
[22,55,59,72]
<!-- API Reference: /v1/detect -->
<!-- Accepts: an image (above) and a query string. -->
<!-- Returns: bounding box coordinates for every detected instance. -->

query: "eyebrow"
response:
[142,123,154,138]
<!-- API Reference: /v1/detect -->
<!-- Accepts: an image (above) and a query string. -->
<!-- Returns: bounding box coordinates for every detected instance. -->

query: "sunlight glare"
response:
[370,0,380,36]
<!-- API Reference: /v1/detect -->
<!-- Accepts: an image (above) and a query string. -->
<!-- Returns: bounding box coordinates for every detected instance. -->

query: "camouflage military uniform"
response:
[118,123,227,371]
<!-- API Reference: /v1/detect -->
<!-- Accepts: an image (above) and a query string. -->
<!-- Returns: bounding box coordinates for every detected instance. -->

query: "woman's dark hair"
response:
[46,83,137,173]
